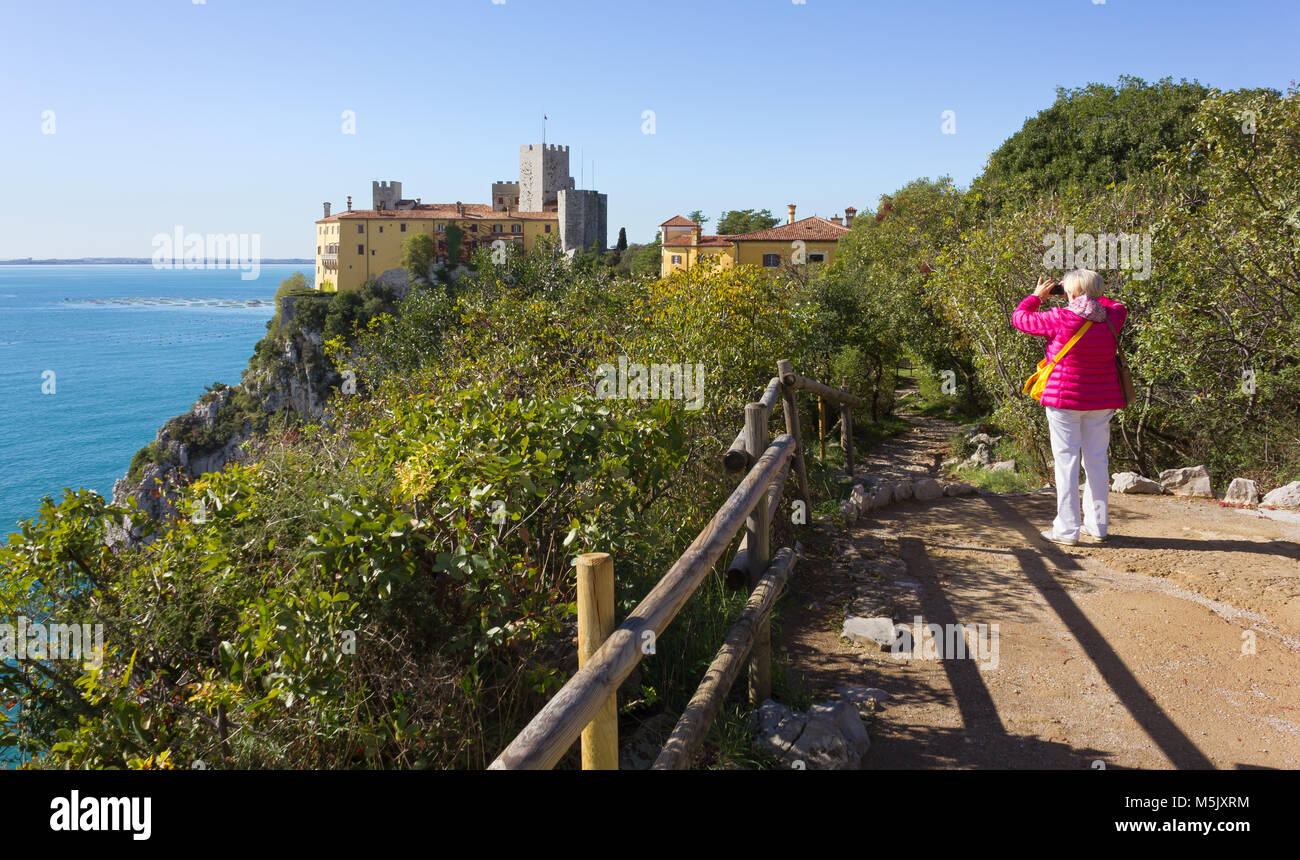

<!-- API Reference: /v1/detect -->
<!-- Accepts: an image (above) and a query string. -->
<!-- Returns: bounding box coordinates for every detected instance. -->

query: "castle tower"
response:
[518,144,573,212]
[491,180,521,212]
[373,180,402,211]
[558,189,608,254]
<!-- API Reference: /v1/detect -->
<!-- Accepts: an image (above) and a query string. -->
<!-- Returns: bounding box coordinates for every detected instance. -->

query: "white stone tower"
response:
[518,144,574,212]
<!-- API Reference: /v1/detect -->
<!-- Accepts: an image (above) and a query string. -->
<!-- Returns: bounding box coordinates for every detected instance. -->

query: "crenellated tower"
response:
[518,144,574,212]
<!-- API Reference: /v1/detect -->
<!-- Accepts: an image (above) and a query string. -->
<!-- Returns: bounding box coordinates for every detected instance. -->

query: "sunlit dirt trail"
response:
[784,409,1300,769]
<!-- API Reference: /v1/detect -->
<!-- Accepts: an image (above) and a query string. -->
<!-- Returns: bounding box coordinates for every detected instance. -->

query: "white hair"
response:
[1062,269,1103,299]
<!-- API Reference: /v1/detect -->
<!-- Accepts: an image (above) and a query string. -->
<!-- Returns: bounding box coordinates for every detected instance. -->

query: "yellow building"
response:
[315,202,558,292]
[315,142,606,291]
[660,204,856,278]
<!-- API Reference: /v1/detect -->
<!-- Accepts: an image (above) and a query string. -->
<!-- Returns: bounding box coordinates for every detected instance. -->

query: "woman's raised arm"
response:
[1012,277,1059,337]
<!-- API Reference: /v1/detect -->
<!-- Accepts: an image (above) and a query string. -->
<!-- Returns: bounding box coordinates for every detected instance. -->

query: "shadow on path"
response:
[982,495,1215,769]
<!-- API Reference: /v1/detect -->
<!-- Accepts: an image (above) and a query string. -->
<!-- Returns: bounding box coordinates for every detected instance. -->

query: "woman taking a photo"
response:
[1012,269,1127,546]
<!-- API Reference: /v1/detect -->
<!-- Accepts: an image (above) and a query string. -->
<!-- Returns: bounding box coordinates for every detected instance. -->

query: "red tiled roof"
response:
[727,217,850,242]
[660,215,698,227]
[317,204,557,223]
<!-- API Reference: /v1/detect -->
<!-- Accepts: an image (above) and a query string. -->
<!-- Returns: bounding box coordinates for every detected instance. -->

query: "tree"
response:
[445,223,464,265]
[716,209,780,235]
[980,75,1209,196]
[400,234,435,283]
[615,227,628,252]
[687,210,710,228]
[626,233,662,277]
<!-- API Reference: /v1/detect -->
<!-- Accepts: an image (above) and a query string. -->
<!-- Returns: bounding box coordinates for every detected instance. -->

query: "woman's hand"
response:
[1034,276,1059,299]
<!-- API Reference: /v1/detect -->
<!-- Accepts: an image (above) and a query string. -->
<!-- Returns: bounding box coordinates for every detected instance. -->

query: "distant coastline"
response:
[0,258,312,265]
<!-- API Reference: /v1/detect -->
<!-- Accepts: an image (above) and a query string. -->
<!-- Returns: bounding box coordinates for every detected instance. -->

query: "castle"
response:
[314,142,608,291]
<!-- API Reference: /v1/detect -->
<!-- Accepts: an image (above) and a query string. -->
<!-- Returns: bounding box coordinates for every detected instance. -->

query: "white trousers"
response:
[1044,406,1115,540]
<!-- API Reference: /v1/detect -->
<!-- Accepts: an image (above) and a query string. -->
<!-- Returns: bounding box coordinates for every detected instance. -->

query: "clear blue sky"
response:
[2,0,1295,259]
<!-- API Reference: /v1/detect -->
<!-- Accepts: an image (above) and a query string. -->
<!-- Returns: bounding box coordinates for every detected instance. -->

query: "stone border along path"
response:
[778,402,1300,770]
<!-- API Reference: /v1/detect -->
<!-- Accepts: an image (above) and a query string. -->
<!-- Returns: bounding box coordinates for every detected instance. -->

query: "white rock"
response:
[1222,478,1259,506]
[892,479,914,501]
[1159,465,1213,497]
[1262,480,1300,509]
[841,616,900,649]
[944,481,977,496]
[752,699,870,770]
[1111,472,1164,494]
[967,443,995,468]
[913,478,944,501]
[990,460,1016,473]
[838,685,890,714]
[873,483,892,509]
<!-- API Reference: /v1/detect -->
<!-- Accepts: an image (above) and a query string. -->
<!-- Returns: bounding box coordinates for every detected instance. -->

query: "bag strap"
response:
[1047,320,1093,369]
[1102,307,1124,355]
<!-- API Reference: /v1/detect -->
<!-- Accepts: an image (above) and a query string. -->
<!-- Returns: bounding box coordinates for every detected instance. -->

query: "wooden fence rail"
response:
[489,359,860,770]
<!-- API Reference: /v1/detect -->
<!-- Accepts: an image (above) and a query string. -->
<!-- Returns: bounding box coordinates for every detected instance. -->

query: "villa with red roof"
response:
[659,204,857,277]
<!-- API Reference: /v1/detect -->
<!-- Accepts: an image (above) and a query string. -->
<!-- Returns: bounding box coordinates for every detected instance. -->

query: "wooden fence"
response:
[488,359,864,770]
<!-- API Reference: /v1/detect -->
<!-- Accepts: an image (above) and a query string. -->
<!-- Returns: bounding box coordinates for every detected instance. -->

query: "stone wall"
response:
[558,189,608,253]
[491,181,520,212]
[372,180,401,211]
[519,144,572,212]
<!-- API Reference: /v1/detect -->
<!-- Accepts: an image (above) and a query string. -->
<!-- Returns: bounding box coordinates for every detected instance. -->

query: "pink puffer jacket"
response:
[1012,294,1127,411]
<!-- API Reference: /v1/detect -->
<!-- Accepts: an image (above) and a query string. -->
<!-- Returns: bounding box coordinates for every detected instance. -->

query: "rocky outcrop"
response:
[913,477,945,501]
[1111,472,1165,494]
[110,295,346,544]
[839,475,976,521]
[841,616,900,649]
[1159,465,1213,497]
[1262,481,1300,509]
[242,328,341,418]
[110,386,250,541]
[1222,478,1260,506]
[752,698,871,769]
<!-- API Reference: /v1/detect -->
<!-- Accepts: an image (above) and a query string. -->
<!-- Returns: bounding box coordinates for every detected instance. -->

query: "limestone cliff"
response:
[110,293,343,543]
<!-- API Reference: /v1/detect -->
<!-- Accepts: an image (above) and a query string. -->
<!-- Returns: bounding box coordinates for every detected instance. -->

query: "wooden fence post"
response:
[776,359,811,508]
[840,377,854,476]
[576,552,617,770]
[743,403,772,705]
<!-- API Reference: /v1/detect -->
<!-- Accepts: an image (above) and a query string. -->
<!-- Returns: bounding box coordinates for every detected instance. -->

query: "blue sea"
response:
[0,264,309,537]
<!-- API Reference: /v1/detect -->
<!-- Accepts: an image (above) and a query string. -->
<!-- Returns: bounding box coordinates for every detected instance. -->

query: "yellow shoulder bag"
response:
[1023,321,1093,402]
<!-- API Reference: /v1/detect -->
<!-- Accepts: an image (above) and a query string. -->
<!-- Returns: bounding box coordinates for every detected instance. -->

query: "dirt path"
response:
[783,407,1300,769]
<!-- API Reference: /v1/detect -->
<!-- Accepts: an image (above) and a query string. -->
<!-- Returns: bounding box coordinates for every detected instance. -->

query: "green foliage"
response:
[127,442,167,482]
[715,209,780,235]
[811,178,977,418]
[9,78,1295,772]
[3,243,833,770]
[445,222,464,265]
[615,227,628,251]
[981,75,1210,196]
[933,83,1300,486]
[400,233,436,284]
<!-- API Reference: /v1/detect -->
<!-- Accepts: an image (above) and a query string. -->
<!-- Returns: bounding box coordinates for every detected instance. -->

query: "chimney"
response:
[787,204,796,225]
[830,215,843,226]
[347,195,352,212]
[845,206,857,227]
[323,202,331,218]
